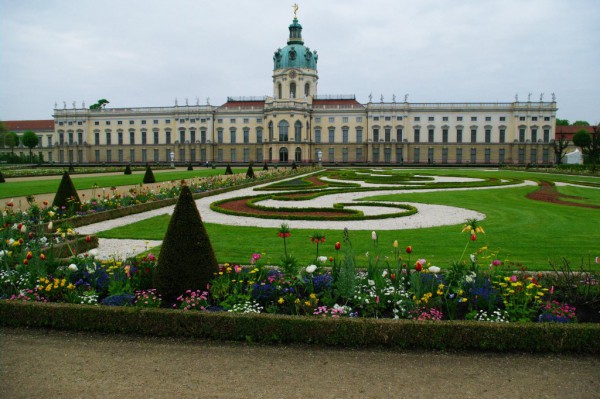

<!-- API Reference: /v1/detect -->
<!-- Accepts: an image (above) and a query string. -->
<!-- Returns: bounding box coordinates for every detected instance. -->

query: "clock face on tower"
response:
[288,70,297,79]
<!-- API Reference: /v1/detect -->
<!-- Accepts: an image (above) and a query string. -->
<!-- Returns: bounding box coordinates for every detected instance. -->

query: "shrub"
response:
[246,162,255,179]
[52,171,81,210]
[263,162,268,171]
[154,184,219,302]
[143,166,156,184]
[291,160,297,170]
[225,164,233,175]
[187,163,193,171]
[124,164,132,175]
[0,170,5,183]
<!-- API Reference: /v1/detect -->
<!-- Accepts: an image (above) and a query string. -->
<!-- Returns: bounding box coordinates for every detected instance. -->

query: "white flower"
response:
[48,221,53,230]
[382,269,388,277]
[0,250,6,258]
[470,254,476,263]
[20,225,27,233]
[306,264,317,273]
[68,264,78,272]
[368,279,375,286]
[88,249,99,257]
[428,266,441,274]
[317,256,327,263]
[371,231,377,241]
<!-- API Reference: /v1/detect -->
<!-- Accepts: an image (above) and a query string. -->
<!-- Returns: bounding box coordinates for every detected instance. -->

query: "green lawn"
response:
[96,169,600,271]
[0,168,246,199]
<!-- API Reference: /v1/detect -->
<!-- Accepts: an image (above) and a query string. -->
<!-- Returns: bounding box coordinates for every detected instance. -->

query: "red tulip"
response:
[39,253,46,261]
[335,242,341,250]
[471,234,476,241]
[85,235,92,243]
[26,251,33,260]
[406,246,412,254]
[415,262,423,272]
[23,259,28,265]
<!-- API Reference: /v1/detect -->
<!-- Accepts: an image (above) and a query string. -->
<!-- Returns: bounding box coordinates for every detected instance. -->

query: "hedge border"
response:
[210,194,418,221]
[1,301,598,353]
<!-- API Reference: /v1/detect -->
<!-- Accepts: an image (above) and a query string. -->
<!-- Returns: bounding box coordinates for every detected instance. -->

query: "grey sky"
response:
[1,0,598,123]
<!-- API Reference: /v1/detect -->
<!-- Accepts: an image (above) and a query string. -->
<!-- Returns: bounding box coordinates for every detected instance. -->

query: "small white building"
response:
[562,148,583,164]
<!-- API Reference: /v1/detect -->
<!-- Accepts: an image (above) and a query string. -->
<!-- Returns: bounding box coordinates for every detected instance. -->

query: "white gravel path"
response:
[77,172,536,258]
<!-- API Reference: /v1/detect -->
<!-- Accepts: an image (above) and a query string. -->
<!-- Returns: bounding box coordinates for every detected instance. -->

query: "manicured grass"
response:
[97,181,600,270]
[0,168,246,199]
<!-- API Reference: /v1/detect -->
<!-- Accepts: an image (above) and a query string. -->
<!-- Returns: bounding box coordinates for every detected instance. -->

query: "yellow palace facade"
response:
[51,14,557,166]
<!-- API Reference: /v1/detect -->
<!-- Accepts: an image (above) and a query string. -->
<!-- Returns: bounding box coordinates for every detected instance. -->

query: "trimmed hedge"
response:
[1,301,599,353]
[40,235,99,259]
[211,194,418,221]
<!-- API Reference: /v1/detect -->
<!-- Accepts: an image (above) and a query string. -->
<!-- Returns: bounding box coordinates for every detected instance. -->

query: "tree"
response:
[124,164,132,175]
[5,131,19,154]
[142,165,156,183]
[552,133,569,165]
[89,99,110,110]
[154,184,219,302]
[52,171,81,210]
[246,162,255,178]
[572,121,590,126]
[556,119,570,126]
[224,163,233,175]
[21,130,39,161]
[573,126,600,171]
[0,121,7,147]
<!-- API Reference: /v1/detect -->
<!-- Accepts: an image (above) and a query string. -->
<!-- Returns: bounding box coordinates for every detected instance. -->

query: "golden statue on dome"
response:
[293,3,298,18]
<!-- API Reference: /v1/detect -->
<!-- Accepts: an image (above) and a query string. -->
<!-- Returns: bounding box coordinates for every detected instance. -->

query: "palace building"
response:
[48,13,558,166]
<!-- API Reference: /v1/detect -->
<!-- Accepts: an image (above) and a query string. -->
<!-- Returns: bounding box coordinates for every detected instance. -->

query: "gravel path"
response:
[1,327,598,399]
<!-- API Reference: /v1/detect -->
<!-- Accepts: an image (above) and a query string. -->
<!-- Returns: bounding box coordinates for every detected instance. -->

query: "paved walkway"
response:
[1,327,598,399]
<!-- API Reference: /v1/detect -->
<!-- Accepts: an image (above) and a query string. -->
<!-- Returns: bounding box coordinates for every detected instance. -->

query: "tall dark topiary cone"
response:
[52,171,80,209]
[187,163,193,171]
[291,160,297,170]
[143,165,156,183]
[124,164,132,175]
[0,171,5,183]
[225,164,233,175]
[262,162,268,171]
[154,185,219,302]
[246,162,255,178]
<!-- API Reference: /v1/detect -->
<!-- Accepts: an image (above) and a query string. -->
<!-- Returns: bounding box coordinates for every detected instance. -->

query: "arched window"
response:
[295,147,302,162]
[279,147,289,163]
[304,83,310,97]
[290,82,296,99]
[278,120,289,141]
[294,120,302,142]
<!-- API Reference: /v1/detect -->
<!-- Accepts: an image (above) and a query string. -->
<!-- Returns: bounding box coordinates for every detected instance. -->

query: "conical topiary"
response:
[291,160,297,170]
[263,162,268,171]
[0,171,5,183]
[224,163,233,175]
[154,185,219,302]
[52,171,80,209]
[187,162,193,171]
[143,165,156,183]
[246,162,255,179]
[124,164,132,175]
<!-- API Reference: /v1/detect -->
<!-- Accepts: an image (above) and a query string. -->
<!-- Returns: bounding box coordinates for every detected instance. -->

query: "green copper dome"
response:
[273,17,318,70]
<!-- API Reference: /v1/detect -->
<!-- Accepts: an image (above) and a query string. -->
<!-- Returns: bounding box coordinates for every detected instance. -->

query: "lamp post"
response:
[169,151,175,168]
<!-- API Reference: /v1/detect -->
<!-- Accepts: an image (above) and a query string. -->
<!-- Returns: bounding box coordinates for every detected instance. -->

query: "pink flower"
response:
[510,275,517,282]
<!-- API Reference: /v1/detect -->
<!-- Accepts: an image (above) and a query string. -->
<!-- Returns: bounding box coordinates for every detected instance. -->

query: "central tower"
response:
[272,14,318,100]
